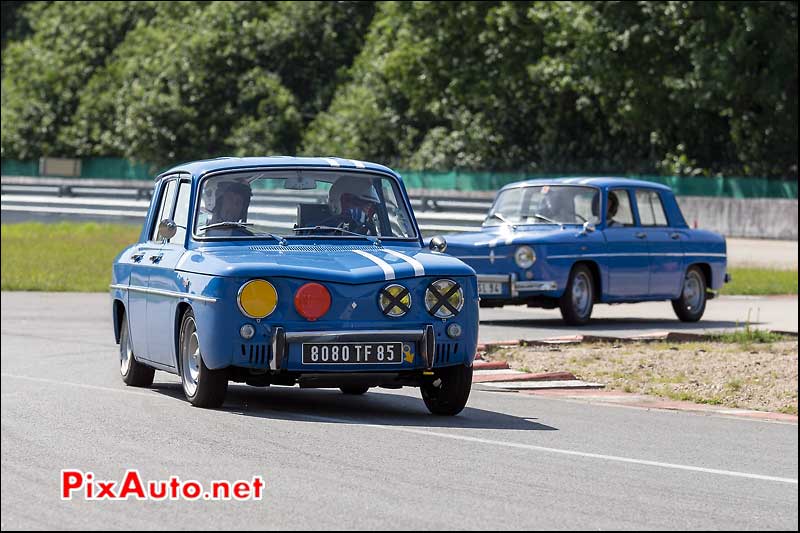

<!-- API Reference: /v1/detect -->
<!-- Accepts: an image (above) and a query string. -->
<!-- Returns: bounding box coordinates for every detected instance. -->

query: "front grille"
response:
[241,343,271,367]
[435,342,459,365]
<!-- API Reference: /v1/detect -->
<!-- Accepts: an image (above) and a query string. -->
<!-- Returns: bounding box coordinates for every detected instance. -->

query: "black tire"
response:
[421,365,473,416]
[340,386,370,395]
[178,309,228,408]
[672,266,707,322]
[119,313,155,387]
[559,264,595,325]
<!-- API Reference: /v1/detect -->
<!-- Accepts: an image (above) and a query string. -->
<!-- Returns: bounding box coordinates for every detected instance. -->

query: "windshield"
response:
[485,185,600,226]
[194,170,416,240]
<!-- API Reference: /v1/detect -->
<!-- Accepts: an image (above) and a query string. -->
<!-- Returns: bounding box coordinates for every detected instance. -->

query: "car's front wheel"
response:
[421,365,473,416]
[119,313,155,387]
[672,266,707,322]
[179,309,228,408]
[559,264,595,325]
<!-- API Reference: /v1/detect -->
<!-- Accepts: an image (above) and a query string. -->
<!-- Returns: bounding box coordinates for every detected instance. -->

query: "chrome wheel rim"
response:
[181,318,201,397]
[120,330,132,376]
[572,272,592,317]
[683,271,703,310]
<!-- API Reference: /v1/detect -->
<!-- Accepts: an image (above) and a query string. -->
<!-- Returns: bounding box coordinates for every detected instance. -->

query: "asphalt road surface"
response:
[1,292,797,530]
[478,295,798,342]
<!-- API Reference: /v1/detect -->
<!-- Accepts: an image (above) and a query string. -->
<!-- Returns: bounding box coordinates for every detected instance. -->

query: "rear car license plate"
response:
[301,342,403,364]
[478,282,504,295]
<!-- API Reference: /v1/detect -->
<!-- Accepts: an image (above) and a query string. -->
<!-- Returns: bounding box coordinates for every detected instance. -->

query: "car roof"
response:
[499,177,673,193]
[156,156,400,181]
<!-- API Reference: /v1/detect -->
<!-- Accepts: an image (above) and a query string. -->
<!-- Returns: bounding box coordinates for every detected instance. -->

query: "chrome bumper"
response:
[270,326,435,371]
[477,274,558,298]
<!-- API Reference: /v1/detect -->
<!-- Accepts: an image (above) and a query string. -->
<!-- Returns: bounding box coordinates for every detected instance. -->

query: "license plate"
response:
[301,342,403,364]
[478,282,505,295]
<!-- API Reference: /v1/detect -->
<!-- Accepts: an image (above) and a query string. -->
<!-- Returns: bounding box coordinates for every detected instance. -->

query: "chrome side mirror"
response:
[581,221,596,235]
[428,235,447,253]
[158,219,178,241]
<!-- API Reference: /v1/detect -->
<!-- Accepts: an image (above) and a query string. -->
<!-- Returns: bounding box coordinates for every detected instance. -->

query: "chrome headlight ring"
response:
[514,245,536,269]
[379,284,412,318]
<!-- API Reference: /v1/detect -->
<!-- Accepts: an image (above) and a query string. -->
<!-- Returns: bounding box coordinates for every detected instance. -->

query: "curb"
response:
[472,371,577,384]
[473,360,510,371]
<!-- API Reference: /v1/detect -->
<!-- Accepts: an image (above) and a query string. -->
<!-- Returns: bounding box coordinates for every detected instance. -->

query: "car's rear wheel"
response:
[179,309,228,408]
[672,266,707,322]
[421,365,472,416]
[119,313,155,387]
[559,264,595,325]
[340,386,370,395]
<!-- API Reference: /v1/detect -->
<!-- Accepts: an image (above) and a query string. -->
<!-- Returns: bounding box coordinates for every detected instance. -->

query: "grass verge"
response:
[1,222,140,292]
[721,267,797,295]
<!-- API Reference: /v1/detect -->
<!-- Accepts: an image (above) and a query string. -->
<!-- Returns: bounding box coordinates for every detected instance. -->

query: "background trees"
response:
[1,1,796,177]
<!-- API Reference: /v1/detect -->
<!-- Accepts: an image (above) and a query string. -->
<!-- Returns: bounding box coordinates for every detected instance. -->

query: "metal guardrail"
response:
[0,176,490,234]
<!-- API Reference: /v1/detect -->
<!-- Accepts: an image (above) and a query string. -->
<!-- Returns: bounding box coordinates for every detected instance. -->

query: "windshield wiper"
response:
[487,213,517,229]
[197,221,254,232]
[529,213,561,226]
[293,225,381,247]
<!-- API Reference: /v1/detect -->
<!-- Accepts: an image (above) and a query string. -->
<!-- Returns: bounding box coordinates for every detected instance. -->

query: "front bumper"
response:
[477,274,557,298]
[270,326,436,371]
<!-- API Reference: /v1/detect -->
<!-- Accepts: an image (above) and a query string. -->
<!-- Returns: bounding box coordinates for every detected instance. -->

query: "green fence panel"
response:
[80,157,154,180]
[2,158,797,198]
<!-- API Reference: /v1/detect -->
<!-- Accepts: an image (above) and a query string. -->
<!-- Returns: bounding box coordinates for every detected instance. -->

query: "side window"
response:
[606,189,634,227]
[150,179,177,241]
[636,189,669,226]
[170,181,191,245]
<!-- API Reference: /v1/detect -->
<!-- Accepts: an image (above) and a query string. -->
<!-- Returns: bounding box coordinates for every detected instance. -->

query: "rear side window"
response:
[636,189,669,226]
[150,179,177,241]
[607,189,634,227]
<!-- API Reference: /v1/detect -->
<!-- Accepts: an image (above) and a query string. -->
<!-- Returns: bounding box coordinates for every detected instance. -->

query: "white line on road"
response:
[3,373,797,485]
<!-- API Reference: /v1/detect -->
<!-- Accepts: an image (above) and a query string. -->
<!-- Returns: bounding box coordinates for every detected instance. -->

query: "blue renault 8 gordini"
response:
[444,178,729,325]
[111,157,477,414]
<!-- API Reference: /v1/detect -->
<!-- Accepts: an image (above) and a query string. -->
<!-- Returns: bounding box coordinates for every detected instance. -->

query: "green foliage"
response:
[1,1,797,176]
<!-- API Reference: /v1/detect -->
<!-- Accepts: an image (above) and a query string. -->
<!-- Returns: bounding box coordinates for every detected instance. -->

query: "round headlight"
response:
[379,284,411,317]
[238,280,278,319]
[294,282,331,321]
[514,245,536,269]
[425,279,464,319]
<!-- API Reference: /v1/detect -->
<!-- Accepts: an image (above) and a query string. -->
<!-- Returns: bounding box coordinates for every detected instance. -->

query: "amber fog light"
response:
[294,283,331,321]
[238,280,278,319]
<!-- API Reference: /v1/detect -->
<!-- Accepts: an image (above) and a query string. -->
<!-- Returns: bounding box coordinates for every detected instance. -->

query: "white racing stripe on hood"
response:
[349,159,366,168]
[323,158,340,167]
[383,249,425,277]
[352,250,395,280]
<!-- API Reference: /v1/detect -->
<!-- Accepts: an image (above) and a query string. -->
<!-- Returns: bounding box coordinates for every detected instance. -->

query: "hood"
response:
[176,243,475,284]
[444,224,582,250]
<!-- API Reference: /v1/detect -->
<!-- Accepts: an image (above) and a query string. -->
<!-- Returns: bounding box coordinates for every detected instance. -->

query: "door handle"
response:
[149,255,163,264]
[635,232,647,239]
[130,253,144,263]
[670,232,681,240]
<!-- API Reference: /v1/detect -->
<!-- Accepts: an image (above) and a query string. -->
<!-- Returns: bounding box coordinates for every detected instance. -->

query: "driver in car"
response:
[318,177,381,236]
[201,180,253,236]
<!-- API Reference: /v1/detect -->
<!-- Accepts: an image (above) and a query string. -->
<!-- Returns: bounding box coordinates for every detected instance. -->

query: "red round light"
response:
[294,283,331,321]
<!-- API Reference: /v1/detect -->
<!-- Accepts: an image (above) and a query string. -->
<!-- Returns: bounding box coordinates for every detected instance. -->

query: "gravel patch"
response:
[485,340,798,415]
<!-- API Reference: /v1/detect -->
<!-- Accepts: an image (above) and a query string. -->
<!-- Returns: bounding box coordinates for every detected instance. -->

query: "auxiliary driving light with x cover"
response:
[238,279,278,319]
[379,284,411,317]
[424,279,464,319]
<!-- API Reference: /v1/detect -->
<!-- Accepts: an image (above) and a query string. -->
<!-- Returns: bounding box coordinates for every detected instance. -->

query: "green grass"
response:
[711,327,787,345]
[1,222,140,292]
[721,267,798,295]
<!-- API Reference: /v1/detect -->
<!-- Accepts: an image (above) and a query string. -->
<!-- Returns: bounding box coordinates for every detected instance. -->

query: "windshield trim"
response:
[483,184,601,227]
[190,167,420,243]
